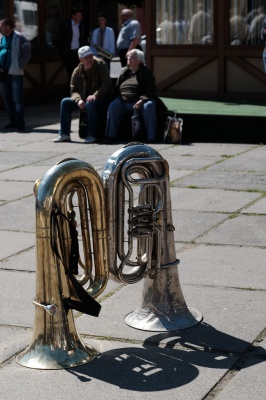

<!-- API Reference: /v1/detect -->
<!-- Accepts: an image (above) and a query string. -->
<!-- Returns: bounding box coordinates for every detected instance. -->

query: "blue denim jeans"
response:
[105,97,157,140]
[59,97,108,138]
[263,49,266,73]
[0,75,24,126]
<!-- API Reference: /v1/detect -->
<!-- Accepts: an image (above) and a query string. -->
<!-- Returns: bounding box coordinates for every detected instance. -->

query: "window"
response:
[156,0,214,45]
[230,0,266,45]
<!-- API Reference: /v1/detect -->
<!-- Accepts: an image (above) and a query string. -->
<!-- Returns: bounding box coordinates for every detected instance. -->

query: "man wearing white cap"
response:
[54,45,113,143]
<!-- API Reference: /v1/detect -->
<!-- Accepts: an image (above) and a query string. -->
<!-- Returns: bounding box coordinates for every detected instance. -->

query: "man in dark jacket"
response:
[54,46,113,143]
[104,49,157,144]
[57,7,86,83]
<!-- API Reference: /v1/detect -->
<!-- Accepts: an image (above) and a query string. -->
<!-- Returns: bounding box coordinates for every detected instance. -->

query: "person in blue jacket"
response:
[0,18,31,131]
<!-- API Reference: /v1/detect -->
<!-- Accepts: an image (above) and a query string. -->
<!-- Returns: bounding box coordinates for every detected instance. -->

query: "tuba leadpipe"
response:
[89,41,113,60]
[102,142,202,331]
[16,159,109,369]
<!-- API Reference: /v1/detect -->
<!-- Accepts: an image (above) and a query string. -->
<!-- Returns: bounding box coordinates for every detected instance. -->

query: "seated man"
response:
[104,49,157,144]
[54,45,113,143]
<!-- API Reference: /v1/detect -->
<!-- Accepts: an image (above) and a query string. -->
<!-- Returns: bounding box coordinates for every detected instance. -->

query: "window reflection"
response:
[13,0,38,52]
[156,0,213,45]
[230,1,266,45]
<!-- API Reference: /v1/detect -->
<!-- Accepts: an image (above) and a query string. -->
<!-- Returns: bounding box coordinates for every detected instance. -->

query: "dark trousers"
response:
[63,50,79,82]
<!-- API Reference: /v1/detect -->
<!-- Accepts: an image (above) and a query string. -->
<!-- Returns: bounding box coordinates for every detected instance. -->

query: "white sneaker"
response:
[54,134,71,143]
[84,135,97,144]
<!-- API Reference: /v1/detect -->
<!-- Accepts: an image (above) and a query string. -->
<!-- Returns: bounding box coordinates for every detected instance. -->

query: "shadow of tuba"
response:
[16,159,109,369]
[102,143,202,331]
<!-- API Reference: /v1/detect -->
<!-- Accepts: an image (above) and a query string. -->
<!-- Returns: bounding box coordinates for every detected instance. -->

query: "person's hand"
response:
[86,95,96,102]
[133,99,143,110]
[78,99,85,110]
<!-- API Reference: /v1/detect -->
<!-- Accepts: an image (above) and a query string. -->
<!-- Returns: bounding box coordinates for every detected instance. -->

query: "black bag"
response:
[0,69,8,81]
[78,110,88,139]
[131,109,142,139]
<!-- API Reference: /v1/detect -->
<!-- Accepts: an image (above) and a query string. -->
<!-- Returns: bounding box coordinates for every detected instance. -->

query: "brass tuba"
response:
[102,143,202,331]
[16,159,109,369]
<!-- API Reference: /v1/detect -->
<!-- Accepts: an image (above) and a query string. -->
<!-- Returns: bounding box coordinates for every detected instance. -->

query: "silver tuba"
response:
[102,143,202,331]
[16,159,109,369]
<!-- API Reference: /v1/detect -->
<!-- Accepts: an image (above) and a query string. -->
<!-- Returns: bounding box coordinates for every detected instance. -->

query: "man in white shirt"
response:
[90,13,115,71]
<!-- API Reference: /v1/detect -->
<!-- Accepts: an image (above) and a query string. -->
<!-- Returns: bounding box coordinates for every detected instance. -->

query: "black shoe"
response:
[16,123,25,131]
[4,122,16,129]
[103,137,116,144]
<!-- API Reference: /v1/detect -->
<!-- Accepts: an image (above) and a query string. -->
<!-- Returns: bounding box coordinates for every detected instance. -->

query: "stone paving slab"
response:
[9,140,86,153]
[170,187,260,213]
[0,268,120,327]
[230,145,266,158]
[0,326,31,364]
[0,165,55,182]
[215,358,266,400]
[33,151,111,168]
[159,143,257,157]
[0,139,30,150]
[253,337,266,353]
[76,283,266,353]
[169,168,195,181]
[207,154,266,172]
[0,248,36,272]
[0,109,266,400]
[241,196,266,214]
[0,151,56,166]
[0,339,238,400]
[1,181,34,201]
[0,197,35,232]
[178,244,266,290]
[173,169,266,191]
[162,154,222,170]
[0,164,16,172]
[195,214,266,247]
[0,231,35,259]
[0,270,36,326]
[172,210,227,243]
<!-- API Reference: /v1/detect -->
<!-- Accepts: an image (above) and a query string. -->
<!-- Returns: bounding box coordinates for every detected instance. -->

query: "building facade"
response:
[1,0,266,104]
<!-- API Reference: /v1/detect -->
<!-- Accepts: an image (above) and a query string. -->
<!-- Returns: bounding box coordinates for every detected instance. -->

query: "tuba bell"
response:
[16,159,109,369]
[102,143,202,331]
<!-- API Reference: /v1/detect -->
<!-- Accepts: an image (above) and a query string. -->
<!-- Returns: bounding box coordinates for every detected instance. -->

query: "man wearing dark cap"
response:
[54,45,113,143]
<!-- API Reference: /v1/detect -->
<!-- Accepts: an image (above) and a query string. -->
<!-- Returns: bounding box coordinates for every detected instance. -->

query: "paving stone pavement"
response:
[0,104,266,400]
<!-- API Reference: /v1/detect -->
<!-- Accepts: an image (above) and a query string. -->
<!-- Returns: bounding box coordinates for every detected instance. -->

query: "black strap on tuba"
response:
[50,208,101,317]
